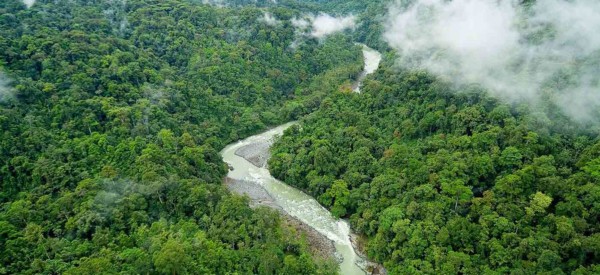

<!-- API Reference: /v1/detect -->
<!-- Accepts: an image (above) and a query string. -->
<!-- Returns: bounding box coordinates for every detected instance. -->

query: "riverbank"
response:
[233,139,270,168]
[350,234,387,275]
[225,176,338,262]
[225,145,388,273]
[352,44,382,93]
[225,137,340,261]
[227,138,382,274]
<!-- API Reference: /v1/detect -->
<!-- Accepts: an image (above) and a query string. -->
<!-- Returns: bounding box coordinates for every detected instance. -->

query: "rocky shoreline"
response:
[350,234,387,275]
[226,141,340,262]
[224,177,281,209]
[225,176,338,262]
[233,139,271,168]
[282,214,339,262]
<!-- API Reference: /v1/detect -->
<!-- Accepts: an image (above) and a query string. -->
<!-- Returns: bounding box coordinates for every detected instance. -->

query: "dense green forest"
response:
[2,0,599,274]
[269,0,600,273]
[0,0,362,273]
[270,56,600,273]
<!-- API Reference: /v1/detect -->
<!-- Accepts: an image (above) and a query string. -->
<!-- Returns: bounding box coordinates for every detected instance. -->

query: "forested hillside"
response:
[0,0,361,273]
[270,58,600,273]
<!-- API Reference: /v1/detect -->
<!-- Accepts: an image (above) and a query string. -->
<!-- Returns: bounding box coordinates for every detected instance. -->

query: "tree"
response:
[319,180,350,218]
[500,146,523,169]
[153,239,192,275]
[441,180,473,212]
[525,192,552,217]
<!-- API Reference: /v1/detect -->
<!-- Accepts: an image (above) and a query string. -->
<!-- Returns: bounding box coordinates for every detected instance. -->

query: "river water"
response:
[220,45,381,274]
[353,44,382,93]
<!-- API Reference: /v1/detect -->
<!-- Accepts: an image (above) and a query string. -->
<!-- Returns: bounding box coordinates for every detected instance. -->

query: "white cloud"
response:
[290,13,355,48]
[291,17,310,29]
[384,0,600,123]
[290,13,356,48]
[22,0,35,8]
[310,13,356,38]
[259,12,280,26]
[0,72,14,103]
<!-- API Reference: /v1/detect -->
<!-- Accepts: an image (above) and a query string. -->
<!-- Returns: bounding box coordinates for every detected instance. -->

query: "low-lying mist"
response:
[0,72,13,103]
[384,0,600,124]
[260,12,280,26]
[22,0,35,8]
[293,13,356,39]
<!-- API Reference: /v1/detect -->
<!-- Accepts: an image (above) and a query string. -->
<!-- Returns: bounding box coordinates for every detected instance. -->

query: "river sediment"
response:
[350,234,387,275]
[234,140,270,168]
[225,176,338,261]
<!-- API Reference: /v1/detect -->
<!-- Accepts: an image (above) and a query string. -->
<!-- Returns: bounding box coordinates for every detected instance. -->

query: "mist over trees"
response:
[384,0,600,125]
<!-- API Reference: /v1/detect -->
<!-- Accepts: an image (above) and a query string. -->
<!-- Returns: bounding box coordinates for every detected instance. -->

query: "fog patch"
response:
[201,0,228,7]
[291,16,310,29]
[259,12,280,26]
[310,13,356,38]
[102,0,130,35]
[0,72,14,103]
[92,179,153,219]
[22,0,35,8]
[291,13,356,39]
[290,13,356,48]
[384,0,600,124]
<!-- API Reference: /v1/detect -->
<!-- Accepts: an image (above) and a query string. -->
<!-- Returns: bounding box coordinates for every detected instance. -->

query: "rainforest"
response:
[0,0,598,274]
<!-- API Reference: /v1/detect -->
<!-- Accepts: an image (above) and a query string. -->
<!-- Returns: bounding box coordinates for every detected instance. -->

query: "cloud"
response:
[92,179,153,219]
[201,0,227,7]
[310,13,356,38]
[384,0,600,124]
[259,12,280,26]
[103,3,130,35]
[290,13,356,48]
[22,0,35,8]
[291,17,310,29]
[0,72,14,103]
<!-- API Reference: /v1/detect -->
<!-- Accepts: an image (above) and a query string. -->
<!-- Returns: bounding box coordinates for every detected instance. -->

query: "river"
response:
[220,45,381,274]
[353,44,383,93]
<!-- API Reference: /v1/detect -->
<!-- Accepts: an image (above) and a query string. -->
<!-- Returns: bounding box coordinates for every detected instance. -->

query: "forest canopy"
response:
[270,48,600,275]
[0,0,362,273]
[1,0,599,274]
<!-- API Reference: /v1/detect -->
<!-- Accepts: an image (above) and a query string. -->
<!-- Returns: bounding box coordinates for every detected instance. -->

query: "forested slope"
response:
[270,60,600,273]
[0,0,361,273]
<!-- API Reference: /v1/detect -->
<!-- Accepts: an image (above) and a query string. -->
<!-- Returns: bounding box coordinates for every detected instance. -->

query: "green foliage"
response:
[0,0,363,273]
[319,180,350,218]
[270,60,600,273]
